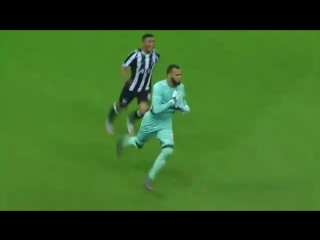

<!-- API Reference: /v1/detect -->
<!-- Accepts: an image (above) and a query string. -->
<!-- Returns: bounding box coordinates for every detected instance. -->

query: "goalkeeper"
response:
[116,64,190,190]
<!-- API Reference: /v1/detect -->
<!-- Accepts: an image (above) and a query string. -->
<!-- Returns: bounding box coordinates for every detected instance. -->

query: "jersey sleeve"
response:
[177,84,188,108]
[151,84,172,114]
[155,51,160,62]
[122,50,138,67]
[181,84,188,106]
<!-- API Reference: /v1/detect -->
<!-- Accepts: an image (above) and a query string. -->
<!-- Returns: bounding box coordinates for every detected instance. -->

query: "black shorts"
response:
[118,82,150,108]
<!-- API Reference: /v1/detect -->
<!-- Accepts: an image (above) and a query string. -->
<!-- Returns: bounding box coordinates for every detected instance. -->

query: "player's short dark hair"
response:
[167,64,180,74]
[142,33,154,41]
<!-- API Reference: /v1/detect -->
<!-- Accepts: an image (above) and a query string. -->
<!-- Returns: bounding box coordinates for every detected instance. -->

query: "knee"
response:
[139,102,149,114]
[162,146,173,158]
[118,101,128,109]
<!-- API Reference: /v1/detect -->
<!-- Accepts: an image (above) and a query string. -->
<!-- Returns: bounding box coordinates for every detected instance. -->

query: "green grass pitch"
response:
[0,30,319,210]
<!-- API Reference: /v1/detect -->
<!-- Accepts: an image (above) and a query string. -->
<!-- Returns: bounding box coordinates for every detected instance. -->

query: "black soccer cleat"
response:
[116,136,125,158]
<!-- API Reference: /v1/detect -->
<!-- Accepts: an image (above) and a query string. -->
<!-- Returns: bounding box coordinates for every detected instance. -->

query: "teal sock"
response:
[123,136,139,147]
[148,148,173,180]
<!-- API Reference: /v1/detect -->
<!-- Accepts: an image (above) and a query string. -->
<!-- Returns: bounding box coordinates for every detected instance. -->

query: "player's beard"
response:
[171,77,181,86]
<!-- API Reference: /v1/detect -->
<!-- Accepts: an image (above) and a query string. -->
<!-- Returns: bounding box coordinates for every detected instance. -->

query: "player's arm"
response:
[150,84,173,114]
[155,51,160,61]
[179,84,188,105]
[182,95,188,106]
[149,52,160,94]
[121,50,138,80]
[179,85,190,113]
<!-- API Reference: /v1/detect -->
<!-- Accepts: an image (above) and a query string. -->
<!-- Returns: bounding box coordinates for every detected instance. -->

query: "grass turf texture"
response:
[0,30,319,210]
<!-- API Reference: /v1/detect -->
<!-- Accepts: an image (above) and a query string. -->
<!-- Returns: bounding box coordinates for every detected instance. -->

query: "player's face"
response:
[143,37,155,52]
[169,68,182,86]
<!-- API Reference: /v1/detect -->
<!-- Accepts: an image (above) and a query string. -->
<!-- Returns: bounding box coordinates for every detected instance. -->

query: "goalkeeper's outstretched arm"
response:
[151,84,172,114]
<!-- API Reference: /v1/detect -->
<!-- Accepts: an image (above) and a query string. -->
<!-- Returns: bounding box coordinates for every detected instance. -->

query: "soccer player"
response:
[106,33,160,135]
[116,64,190,190]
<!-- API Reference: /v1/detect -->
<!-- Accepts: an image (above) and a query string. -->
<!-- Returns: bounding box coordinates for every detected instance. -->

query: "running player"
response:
[106,33,160,135]
[116,64,190,190]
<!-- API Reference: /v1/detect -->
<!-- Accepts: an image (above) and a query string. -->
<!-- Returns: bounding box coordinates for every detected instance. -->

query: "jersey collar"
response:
[141,50,153,56]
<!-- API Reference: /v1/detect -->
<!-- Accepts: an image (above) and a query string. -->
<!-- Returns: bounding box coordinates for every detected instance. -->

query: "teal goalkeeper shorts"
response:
[136,114,174,147]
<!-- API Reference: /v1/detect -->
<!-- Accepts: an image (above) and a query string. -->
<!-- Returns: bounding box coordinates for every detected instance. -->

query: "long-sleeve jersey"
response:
[149,79,187,122]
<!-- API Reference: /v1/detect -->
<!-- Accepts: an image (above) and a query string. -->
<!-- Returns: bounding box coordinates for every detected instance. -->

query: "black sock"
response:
[107,103,119,122]
[130,109,143,121]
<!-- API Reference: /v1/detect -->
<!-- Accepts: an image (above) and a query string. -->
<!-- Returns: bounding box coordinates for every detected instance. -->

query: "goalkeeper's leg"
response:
[116,127,153,158]
[144,129,174,190]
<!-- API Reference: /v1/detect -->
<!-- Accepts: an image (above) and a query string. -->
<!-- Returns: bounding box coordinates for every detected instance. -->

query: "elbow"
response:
[151,106,160,114]
[152,108,160,114]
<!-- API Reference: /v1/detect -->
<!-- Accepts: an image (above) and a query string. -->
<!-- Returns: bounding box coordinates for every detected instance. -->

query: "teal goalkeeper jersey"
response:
[149,79,187,122]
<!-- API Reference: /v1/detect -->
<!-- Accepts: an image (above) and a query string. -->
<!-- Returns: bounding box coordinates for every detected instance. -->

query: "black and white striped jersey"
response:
[122,48,160,92]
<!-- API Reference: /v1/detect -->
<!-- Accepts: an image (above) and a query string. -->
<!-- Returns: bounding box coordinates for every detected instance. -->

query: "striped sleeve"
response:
[155,51,160,61]
[122,50,138,67]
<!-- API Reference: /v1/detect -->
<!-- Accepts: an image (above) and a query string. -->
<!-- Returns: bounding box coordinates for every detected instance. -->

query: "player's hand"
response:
[172,90,179,100]
[169,90,179,105]
[181,105,190,114]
